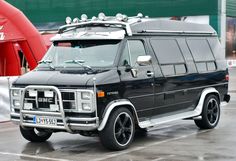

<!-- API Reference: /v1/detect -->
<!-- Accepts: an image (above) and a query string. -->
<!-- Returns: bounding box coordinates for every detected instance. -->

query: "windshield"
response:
[38,40,120,69]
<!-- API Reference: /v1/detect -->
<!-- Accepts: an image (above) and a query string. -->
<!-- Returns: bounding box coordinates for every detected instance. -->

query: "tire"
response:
[135,127,148,137]
[99,107,135,150]
[194,95,220,129]
[20,126,52,142]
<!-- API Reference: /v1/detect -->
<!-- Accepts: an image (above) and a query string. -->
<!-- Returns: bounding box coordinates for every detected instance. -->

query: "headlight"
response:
[12,89,20,97]
[13,99,20,107]
[11,88,22,110]
[76,90,95,113]
[82,103,91,111]
[81,92,91,100]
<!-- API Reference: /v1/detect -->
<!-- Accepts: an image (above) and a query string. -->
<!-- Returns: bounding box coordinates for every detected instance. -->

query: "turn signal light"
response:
[97,91,105,98]
[226,74,229,81]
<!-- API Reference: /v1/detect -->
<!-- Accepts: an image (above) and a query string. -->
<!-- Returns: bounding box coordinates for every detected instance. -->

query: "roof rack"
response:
[58,13,149,36]
[139,30,216,35]
[58,20,133,36]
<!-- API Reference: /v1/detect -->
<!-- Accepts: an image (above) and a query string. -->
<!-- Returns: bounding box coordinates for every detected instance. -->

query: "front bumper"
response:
[10,85,99,132]
[11,112,99,131]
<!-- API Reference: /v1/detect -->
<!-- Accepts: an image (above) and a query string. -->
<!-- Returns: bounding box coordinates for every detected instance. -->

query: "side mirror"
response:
[136,55,152,66]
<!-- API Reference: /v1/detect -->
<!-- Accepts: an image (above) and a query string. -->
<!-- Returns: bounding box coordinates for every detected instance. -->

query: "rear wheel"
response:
[194,95,220,129]
[20,126,52,142]
[99,107,135,150]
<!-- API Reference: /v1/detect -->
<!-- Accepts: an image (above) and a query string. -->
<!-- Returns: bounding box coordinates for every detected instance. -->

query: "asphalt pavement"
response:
[0,69,235,161]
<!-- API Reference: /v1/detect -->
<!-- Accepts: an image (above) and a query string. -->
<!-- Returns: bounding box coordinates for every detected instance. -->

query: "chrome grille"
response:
[61,91,76,110]
[23,89,76,111]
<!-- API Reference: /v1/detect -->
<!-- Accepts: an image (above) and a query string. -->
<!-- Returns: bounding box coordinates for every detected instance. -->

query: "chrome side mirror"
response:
[136,55,152,66]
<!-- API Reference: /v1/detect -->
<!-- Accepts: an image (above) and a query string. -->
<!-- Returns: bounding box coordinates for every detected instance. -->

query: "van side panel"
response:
[146,36,228,118]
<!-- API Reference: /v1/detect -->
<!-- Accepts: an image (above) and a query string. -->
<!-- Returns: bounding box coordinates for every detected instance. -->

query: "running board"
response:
[139,111,199,128]
[138,87,220,129]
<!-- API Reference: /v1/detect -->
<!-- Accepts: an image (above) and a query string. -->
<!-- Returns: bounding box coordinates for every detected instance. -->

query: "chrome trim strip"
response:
[10,113,20,117]
[69,117,98,122]
[21,110,62,117]
[129,82,227,99]
[141,29,216,35]
[138,87,220,128]
[22,123,66,130]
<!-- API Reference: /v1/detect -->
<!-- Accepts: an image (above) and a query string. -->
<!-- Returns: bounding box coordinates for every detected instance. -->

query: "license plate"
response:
[33,116,57,126]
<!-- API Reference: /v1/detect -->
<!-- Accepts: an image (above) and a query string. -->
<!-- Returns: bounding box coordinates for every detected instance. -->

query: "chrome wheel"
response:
[114,112,133,146]
[194,95,220,129]
[207,98,219,125]
[99,108,135,150]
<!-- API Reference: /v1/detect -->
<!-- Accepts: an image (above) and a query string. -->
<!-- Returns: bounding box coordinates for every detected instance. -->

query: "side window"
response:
[187,39,216,72]
[120,40,146,66]
[119,44,131,66]
[150,39,187,76]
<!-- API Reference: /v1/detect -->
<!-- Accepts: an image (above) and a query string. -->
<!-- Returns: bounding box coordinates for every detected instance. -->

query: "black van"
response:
[10,13,230,150]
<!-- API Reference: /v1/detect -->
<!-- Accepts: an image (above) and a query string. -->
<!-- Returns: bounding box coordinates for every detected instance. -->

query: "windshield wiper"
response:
[64,59,93,71]
[38,60,55,70]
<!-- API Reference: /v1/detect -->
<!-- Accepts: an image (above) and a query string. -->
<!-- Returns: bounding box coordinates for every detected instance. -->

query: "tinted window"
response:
[161,65,175,76]
[129,40,146,66]
[196,62,207,72]
[150,39,184,64]
[175,64,187,75]
[39,40,120,68]
[120,40,146,66]
[187,39,214,62]
[207,62,216,71]
[119,44,130,66]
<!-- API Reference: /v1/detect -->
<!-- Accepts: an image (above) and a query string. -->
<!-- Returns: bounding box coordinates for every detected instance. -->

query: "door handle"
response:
[146,71,154,77]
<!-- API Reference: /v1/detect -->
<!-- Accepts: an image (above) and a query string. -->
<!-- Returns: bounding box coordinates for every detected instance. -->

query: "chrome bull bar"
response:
[19,85,98,132]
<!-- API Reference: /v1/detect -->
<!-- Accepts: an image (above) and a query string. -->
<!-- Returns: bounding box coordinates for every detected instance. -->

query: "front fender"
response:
[98,99,139,131]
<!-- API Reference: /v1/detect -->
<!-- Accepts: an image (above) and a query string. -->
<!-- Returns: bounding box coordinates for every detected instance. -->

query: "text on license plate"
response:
[33,116,57,125]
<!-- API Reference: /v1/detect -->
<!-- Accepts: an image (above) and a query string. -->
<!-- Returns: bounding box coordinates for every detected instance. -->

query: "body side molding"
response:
[98,87,220,131]
[139,87,220,128]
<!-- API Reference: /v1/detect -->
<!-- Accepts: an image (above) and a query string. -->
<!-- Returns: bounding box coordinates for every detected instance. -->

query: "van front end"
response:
[10,85,99,132]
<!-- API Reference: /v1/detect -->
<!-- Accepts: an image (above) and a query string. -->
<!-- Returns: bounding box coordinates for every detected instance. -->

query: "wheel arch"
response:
[195,87,220,116]
[98,99,139,131]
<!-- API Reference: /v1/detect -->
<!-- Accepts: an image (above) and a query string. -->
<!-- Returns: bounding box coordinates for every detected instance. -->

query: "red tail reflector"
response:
[226,74,229,81]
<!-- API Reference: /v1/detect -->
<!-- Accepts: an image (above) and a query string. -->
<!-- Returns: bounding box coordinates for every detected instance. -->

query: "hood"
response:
[13,69,120,87]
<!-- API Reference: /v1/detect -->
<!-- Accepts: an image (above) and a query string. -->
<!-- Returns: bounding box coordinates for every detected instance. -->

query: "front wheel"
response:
[194,95,220,129]
[99,107,135,150]
[20,126,52,142]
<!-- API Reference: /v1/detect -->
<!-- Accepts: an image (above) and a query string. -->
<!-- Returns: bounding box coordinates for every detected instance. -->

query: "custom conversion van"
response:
[10,13,230,150]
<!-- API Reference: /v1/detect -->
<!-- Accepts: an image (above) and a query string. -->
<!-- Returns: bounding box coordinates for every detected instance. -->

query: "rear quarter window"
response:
[187,39,217,72]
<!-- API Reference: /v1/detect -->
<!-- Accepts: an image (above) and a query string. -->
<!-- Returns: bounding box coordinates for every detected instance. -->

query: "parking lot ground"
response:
[0,96,235,161]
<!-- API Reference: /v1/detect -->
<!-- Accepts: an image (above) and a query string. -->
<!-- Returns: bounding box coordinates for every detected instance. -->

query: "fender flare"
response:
[194,87,220,116]
[98,99,139,131]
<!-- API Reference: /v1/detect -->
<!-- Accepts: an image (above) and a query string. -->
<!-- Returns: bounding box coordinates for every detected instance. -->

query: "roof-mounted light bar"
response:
[59,21,133,36]
[62,12,151,36]
[64,12,147,24]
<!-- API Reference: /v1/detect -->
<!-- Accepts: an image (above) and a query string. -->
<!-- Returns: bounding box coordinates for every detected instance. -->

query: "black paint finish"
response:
[12,35,229,122]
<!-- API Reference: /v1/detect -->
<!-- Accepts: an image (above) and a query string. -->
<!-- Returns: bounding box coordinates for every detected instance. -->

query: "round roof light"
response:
[122,14,128,22]
[81,14,88,22]
[137,13,143,18]
[73,17,79,23]
[98,12,106,21]
[116,13,123,21]
[91,16,97,21]
[65,17,72,24]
